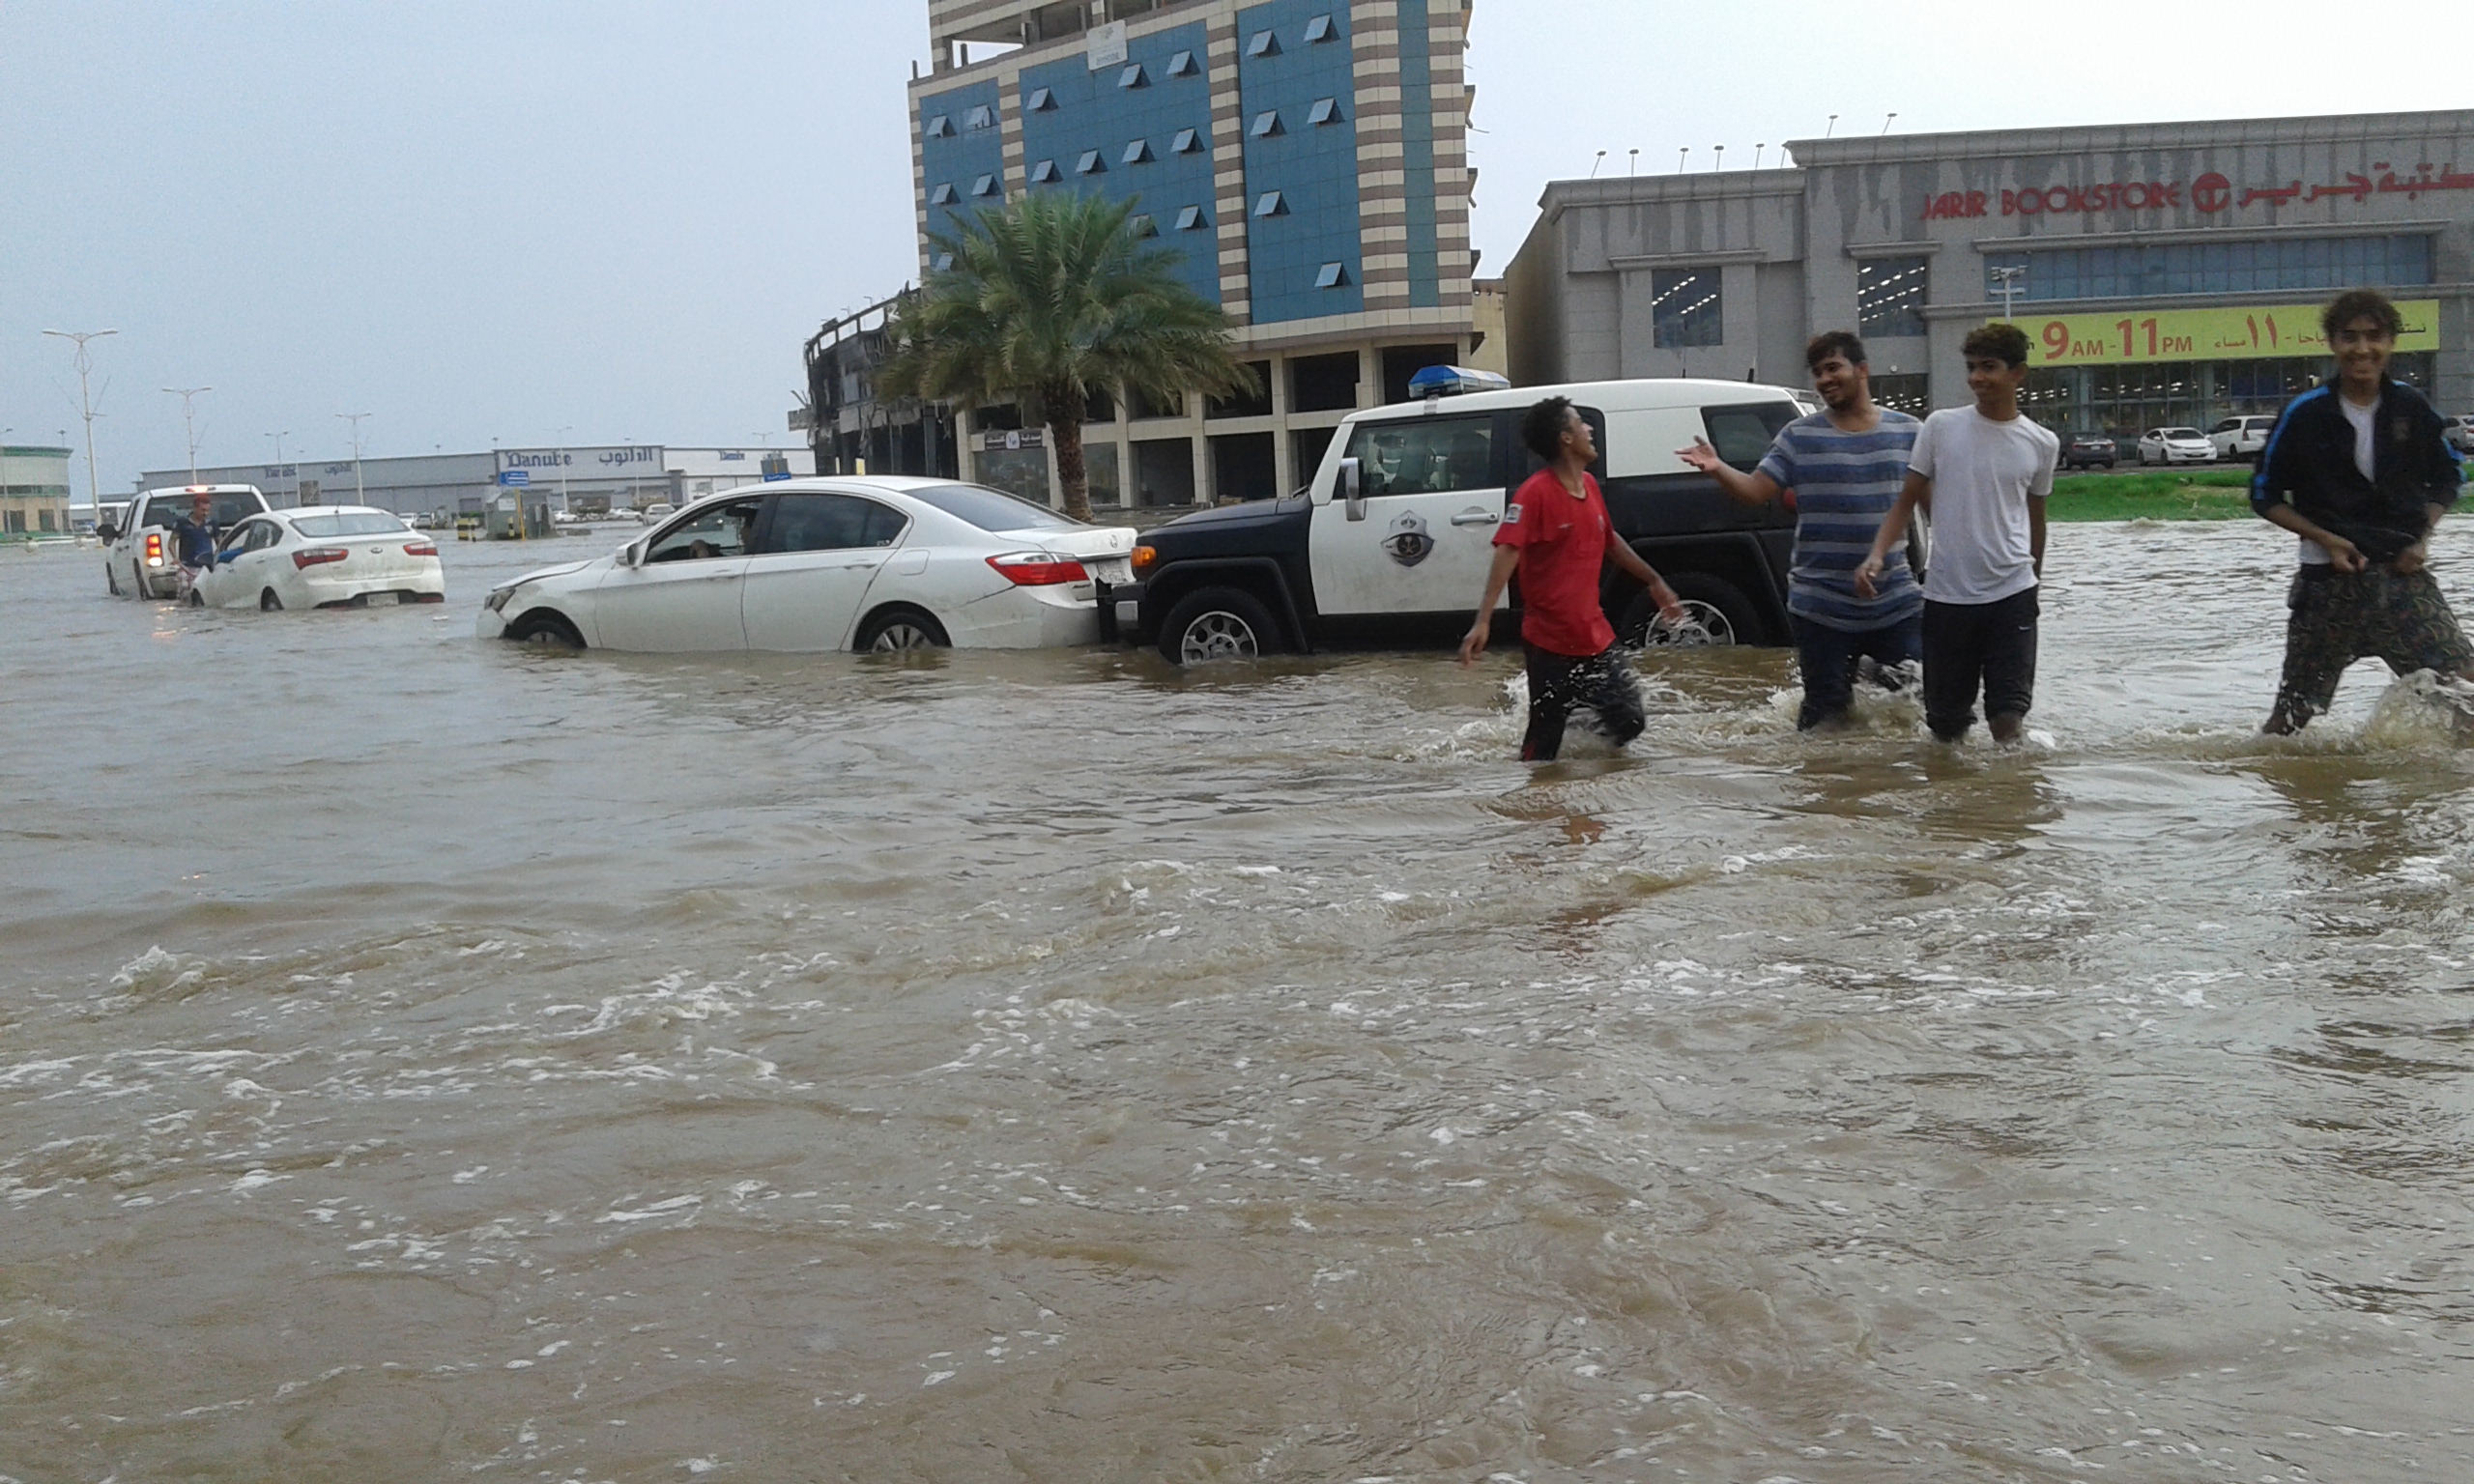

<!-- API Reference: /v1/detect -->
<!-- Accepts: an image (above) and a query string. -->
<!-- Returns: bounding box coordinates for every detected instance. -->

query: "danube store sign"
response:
[2016,299,2442,367]
[1923,162,2474,220]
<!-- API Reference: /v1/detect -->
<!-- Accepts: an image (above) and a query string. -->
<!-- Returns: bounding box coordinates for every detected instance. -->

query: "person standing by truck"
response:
[1855,322,2057,744]
[1677,330,1924,729]
[2251,289,2472,734]
[1458,396,1688,761]
[172,490,222,600]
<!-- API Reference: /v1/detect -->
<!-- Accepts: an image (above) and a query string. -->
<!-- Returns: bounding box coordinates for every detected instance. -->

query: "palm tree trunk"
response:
[1050,410,1092,522]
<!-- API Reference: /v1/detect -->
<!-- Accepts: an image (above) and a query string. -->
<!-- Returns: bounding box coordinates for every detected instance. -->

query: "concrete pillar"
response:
[1269,352,1292,500]
[1359,343,1381,409]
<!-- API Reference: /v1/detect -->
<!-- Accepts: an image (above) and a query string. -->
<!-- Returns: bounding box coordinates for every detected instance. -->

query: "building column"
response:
[1358,344,1381,409]
[1269,352,1292,500]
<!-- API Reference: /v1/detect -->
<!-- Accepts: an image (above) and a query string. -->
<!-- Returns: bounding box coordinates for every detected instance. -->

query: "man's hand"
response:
[1675,437,1723,474]
[1650,579,1686,625]
[2320,534,2369,574]
[1457,616,1491,668]
[1853,555,1884,599]
[2394,541,2430,576]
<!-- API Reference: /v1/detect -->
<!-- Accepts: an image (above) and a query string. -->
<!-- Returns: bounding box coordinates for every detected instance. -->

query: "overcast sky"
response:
[3,0,2460,499]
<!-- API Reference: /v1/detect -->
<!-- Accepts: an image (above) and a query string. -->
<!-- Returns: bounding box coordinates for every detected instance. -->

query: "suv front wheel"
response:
[1620,573,1760,648]
[1160,586,1280,665]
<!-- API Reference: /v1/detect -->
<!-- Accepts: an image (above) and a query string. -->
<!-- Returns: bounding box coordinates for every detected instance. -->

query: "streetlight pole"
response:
[266,430,290,504]
[42,328,116,525]
[336,412,370,504]
[163,386,213,483]
[1989,265,2028,322]
[556,424,572,516]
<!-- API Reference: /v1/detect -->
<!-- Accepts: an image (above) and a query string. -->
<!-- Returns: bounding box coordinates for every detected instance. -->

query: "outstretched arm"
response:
[1605,530,1685,624]
[1458,546,1522,667]
[1855,471,1931,599]
[1676,438,1785,507]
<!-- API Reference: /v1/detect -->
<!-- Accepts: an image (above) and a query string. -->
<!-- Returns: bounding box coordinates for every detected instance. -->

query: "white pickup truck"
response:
[100,485,273,599]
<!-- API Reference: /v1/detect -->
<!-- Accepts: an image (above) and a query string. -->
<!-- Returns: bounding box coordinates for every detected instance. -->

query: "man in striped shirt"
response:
[1678,331,1924,729]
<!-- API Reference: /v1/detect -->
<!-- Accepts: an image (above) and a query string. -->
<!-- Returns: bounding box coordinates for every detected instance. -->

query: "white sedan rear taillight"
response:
[986,553,1090,586]
[293,547,349,570]
[404,542,439,559]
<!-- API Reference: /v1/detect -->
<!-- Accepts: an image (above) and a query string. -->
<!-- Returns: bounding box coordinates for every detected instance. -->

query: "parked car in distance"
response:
[191,506,446,611]
[2060,434,2117,471]
[478,476,1137,653]
[636,503,675,524]
[2137,427,2215,466]
[2444,414,2474,455]
[1117,376,1819,664]
[101,484,273,599]
[2208,414,2279,462]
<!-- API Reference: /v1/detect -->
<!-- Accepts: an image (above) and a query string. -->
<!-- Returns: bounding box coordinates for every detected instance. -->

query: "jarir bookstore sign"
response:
[1922,162,2474,221]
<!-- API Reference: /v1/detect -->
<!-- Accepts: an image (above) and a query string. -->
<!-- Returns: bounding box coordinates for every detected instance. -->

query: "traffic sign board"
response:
[499,470,531,487]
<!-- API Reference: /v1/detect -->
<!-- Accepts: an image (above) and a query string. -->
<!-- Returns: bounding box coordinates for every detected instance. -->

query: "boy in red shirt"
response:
[1459,396,1685,760]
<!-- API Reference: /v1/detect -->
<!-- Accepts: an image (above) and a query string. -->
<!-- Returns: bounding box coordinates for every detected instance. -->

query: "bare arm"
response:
[1457,546,1523,667]
[2028,496,2048,581]
[1606,529,1685,624]
[1854,470,1932,599]
[1676,438,1784,507]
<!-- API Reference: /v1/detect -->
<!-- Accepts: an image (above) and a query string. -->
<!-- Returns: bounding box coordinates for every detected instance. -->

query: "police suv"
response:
[1117,377,1815,664]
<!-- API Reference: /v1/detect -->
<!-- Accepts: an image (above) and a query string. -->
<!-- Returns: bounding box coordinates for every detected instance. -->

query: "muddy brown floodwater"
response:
[4,522,2472,1483]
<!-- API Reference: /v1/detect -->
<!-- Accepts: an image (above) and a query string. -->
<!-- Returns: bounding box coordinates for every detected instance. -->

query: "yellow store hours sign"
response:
[2017,300,2440,367]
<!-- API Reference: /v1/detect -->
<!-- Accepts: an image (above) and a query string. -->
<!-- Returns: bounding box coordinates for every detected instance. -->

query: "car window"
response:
[231,520,278,551]
[646,498,762,562]
[762,493,906,554]
[1701,403,1798,469]
[2211,419,2236,433]
[293,512,409,537]
[1346,415,1495,498]
[906,482,1081,531]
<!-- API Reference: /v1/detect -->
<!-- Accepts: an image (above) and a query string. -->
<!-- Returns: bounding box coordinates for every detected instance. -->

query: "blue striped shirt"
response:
[1755,410,1924,631]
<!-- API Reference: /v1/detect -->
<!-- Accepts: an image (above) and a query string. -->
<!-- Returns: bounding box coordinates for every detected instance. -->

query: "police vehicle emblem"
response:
[1382,509,1433,567]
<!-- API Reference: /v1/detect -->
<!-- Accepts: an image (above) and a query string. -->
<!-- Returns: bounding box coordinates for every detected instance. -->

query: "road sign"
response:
[499,470,530,487]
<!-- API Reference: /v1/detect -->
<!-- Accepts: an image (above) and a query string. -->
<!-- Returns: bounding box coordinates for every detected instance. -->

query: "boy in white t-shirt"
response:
[1856,322,2058,743]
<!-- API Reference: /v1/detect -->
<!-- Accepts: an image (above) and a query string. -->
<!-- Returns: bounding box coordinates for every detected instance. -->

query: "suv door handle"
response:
[1450,510,1501,528]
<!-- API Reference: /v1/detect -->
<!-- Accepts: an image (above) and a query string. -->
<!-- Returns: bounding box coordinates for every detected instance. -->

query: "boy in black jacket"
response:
[2252,289,2471,734]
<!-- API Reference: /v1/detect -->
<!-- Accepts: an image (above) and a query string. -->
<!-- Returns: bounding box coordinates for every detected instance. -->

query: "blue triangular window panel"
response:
[1248,30,1280,57]
[1304,14,1335,43]
[925,115,952,138]
[1028,159,1058,184]
[1253,191,1286,217]
[1176,205,1209,231]
[933,252,955,271]
[1078,151,1106,175]
[1250,111,1282,138]
[1166,50,1197,76]
[972,174,999,197]
[1309,98,1342,126]
[965,105,993,130]
[1026,87,1055,112]
[1129,214,1158,239]
[1172,128,1201,155]
[1123,139,1154,165]
[930,183,957,205]
[1119,64,1147,89]
[1315,262,1349,289]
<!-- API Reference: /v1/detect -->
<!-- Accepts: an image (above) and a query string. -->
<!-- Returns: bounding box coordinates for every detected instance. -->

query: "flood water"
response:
[5,522,2472,1484]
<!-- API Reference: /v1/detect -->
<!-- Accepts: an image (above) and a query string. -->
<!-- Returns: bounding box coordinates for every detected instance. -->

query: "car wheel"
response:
[1160,586,1279,665]
[505,611,586,649]
[855,606,950,653]
[1620,572,1760,648]
[260,588,283,612]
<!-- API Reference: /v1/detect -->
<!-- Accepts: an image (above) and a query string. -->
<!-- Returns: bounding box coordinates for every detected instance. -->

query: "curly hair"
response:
[1521,396,1578,462]
[1805,330,1867,370]
[2321,288,2402,342]
[1961,322,2032,368]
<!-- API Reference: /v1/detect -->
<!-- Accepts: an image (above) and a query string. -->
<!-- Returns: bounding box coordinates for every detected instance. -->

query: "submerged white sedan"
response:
[191,506,446,611]
[476,476,1137,652]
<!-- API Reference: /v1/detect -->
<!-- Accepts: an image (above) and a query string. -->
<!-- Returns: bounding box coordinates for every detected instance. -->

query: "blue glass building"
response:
[911,0,1477,506]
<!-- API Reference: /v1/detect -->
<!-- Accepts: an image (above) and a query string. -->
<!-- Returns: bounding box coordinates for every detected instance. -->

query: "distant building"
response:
[1,444,72,534]
[911,0,1478,506]
[133,445,817,521]
[804,290,964,480]
[1507,109,2474,436]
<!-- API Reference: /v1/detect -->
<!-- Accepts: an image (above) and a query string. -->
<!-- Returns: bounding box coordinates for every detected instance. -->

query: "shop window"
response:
[1857,255,1928,338]
[1208,361,1274,420]
[1289,352,1359,413]
[1652,267,1723,349]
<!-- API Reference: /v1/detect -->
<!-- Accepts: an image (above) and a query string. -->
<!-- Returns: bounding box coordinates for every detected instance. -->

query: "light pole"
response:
[1712,143,1724,173]
[42,328,116,525]
[555,424,572,515]
[1989,265,2028,321]
[266,431,291,504]
[163,385,213,483]
[336,412,370,504]
[1589,149,1606,180]
[1882,111,1898,136]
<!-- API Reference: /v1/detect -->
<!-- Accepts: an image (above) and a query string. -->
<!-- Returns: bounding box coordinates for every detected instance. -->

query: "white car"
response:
[2137,427,2214,465]
[191,506,446,611]
[2207,414,2278,462]
[636,502,675,524]
[2445,414,2474,455]
[476,476,1137,653]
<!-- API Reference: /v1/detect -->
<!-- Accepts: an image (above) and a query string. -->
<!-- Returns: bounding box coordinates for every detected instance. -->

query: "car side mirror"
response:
[96,525,119,545]
[621,539,647,568]
[1339,457,1366,522]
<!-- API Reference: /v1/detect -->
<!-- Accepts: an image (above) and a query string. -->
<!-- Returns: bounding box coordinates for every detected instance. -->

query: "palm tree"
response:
[879,190,1257,521]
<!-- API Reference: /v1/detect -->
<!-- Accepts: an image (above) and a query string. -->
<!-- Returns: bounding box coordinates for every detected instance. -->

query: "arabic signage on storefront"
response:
[496,447,665,477]
[2017,300,2442,367]
[1922,163,2474,221]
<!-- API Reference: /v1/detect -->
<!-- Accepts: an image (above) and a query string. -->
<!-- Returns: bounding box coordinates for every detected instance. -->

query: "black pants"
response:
[1922,588,2039,742]
[1522,643,1646,761]
[1791,614,1923,730]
